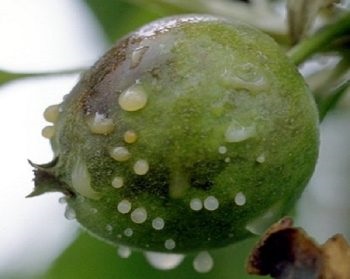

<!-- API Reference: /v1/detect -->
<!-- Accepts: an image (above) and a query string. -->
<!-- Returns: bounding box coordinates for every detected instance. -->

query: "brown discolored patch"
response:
[83,35,141,88]
[247,217,350,279]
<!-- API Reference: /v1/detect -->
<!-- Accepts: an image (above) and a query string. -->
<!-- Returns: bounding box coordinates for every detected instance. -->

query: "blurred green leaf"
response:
[0,70,27,86]
[39,231,266,279]
[0,68,83,87]
[86,0,290,46]
[83,0,162,43]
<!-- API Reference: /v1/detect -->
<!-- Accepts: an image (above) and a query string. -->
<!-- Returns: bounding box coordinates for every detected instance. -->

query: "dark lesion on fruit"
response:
[27,157,74,198]
[190,160,226,191]
[125,164,170,199]
[123,160,225,200]
[82,35,143,88]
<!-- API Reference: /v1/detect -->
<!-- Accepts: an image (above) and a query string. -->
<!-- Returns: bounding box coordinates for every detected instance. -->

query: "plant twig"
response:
[0,67,85,86]
[318,80,350,121]
[288,12,350,65]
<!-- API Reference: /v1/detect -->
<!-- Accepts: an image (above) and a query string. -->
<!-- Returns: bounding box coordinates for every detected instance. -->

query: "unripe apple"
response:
[30,14,319,253]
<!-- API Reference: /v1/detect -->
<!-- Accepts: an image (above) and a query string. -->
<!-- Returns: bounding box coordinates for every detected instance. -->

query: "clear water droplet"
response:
[117,245,132,259]
[71,159,100,200]
[133,159,149,175]
[58,196,67,204]
[193,251,214,273]
[190,198,203,211]
[164,238,176,250]
[144,251,185,270]
[245,201,282,235]
[218,146,227,154]
[203,196,219,211]
[76,196,85,203]
[130,207,147,223]
[105,224,113,232]
[225,121,256,143]
[112,176,124,189]
[256,153,266,163]
[124,228,133,237]
[235,63,262,82]
[89,208,98,214]
[64,206,76,220]
[164,239,176,250]
[152,217,165,230]
[117,199,132,214]
[130,46,149,68]
[234,192,246,206]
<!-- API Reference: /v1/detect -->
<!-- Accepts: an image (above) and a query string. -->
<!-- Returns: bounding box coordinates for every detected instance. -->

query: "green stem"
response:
[318,80,350,121]
[288,12,350,66]
[308,55,350,122]
[0,67,85,86]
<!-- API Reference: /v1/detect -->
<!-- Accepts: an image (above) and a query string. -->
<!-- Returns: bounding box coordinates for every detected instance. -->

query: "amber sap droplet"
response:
[41,126,55,139]
[43,104,60,123]
[87,112,114,135]
[110,147,131,162]
[118,83,148,112]
[124,130,137,144]
[133,159,149,175]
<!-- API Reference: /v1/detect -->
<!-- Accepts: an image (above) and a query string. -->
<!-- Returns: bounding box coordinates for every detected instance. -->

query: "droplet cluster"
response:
[42,104,60,139]
[189,196,220,211]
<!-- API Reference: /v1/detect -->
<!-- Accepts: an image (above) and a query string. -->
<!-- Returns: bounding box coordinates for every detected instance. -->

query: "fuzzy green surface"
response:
[39,15,319,252]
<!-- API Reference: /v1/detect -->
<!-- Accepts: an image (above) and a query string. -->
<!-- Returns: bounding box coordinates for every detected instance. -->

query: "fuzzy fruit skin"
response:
[32,15,319,253]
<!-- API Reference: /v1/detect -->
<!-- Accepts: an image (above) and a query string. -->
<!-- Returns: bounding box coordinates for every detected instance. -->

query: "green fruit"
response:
[30,15,319,253]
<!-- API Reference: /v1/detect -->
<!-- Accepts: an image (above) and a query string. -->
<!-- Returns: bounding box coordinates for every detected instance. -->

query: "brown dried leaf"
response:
[246,217,350,279]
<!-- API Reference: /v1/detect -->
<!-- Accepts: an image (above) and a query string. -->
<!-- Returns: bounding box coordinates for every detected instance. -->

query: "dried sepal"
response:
[247,217,350,279]
[27,157,74,198]
[321,234,350,278]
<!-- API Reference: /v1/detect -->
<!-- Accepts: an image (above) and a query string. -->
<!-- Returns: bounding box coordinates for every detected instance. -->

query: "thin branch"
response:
[288,12,350,65]
[318,80,350,121]
[0,67,85,86]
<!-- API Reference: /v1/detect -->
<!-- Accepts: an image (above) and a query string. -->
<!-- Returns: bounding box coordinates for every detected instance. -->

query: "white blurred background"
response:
[0,0,349,278]
[0,0,106,277]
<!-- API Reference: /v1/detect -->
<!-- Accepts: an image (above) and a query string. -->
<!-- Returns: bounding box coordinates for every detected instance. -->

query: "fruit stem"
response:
[288,12,350,66]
